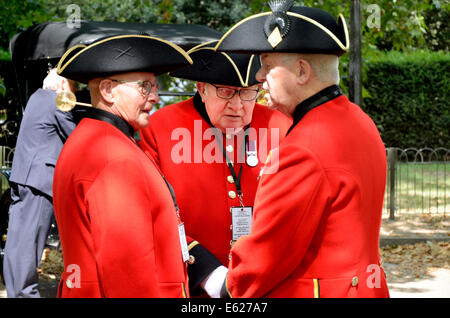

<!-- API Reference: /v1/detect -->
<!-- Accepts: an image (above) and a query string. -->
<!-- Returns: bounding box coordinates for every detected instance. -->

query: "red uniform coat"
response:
[225,87,390,298]
[139,95,291,268]
[53,110,189,298]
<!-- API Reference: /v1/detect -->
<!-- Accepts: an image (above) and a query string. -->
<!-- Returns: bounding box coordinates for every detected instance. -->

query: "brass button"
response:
[188,255,195,265]
[226,145,234,153]
[351,276,358,287]
[227,175,234,183]
[229,191,236,199]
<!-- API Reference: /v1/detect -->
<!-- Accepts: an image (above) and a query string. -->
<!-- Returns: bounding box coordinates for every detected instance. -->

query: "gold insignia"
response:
[55,91,92,112]
[267,26,283,48]
[313,278,320,298]
[55,91,77,112]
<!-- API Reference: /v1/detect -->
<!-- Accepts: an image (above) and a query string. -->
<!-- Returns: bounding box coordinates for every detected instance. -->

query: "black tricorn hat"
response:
[57,34,193,82]
[215,0,349,56]
[169,41,261,87]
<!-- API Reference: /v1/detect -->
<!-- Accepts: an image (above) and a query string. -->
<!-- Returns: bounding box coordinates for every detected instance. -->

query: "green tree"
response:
[2,0,447,54]
[0,0,55,51]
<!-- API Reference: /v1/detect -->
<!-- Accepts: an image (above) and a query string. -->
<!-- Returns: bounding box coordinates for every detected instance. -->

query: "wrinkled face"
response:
[109,72,159,131]
[198,82,259,134]
[256,53,299,117]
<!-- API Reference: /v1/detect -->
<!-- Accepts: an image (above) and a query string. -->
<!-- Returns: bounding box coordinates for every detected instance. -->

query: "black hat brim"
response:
[57,34,193,82]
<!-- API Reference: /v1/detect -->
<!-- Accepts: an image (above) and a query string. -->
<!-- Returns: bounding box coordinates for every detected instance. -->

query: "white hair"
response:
[42,68,75,92]
[307,54,340,85]
[284,53,340,85]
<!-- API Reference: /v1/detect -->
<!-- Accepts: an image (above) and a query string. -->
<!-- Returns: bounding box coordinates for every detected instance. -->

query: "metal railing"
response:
[0,146,13,194]
[384,147,449,219]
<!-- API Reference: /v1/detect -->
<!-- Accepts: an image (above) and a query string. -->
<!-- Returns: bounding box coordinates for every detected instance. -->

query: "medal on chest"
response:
[246,139,258,167]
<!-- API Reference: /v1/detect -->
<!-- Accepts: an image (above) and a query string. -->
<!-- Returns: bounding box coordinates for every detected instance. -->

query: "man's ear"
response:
[196,82,208,102]
[297,59,313,85]
[98,79,115,105]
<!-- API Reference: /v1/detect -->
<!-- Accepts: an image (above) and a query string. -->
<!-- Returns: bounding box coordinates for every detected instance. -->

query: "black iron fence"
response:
[0,146,13,193]
[384,147,449,219]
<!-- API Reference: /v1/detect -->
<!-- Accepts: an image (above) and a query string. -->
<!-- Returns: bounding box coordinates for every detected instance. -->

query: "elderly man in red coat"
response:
[53,35,193,297]
[204,1,390,298]
[138,41,291,296]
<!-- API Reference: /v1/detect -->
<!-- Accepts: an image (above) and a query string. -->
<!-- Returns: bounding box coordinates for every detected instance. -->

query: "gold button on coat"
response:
[227,175,234,183]
[351,276,358,287]
[229,191,236,199]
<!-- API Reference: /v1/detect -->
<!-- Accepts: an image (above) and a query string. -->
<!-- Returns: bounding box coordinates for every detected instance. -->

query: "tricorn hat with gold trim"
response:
[169,41,261,88]
[215,0,349,56]
[57,34,193,82]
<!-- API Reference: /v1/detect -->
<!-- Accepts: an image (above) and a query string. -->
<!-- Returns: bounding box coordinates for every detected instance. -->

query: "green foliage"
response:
[1,0,447,53]
[156,0,256,32]
[361,0,449,52]
[0,49,10,61]
[423,4,450,51]
[40,0,162,23]
[298,0,449,52]
[154,74,196,109]
[0,77,5,97]
[363,50,449,148]
[0,0,55,50]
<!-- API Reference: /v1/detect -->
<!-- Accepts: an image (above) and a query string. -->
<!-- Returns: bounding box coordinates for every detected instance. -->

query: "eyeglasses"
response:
[109,78,158,97]
[210,84,259,101]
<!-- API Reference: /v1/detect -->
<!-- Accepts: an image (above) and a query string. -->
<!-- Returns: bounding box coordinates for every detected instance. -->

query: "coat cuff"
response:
[187,241,222,295]
[219,275,231,298]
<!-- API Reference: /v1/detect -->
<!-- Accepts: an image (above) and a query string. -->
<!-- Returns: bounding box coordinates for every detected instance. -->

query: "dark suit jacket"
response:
[9,89,76,197]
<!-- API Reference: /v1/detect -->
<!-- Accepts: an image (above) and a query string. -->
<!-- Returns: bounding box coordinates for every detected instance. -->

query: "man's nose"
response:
[227,93,243,110]
[255,66,266,83]
[147,91,160,104]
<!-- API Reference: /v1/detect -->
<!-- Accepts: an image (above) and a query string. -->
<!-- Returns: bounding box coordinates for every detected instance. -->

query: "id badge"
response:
[178,223,190,262]
[231,206,253,241]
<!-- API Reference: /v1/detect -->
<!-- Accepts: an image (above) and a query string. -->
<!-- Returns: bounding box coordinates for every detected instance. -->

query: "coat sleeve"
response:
[225,144,331,297]
[86,157,161,297]
[54,107,76,141]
